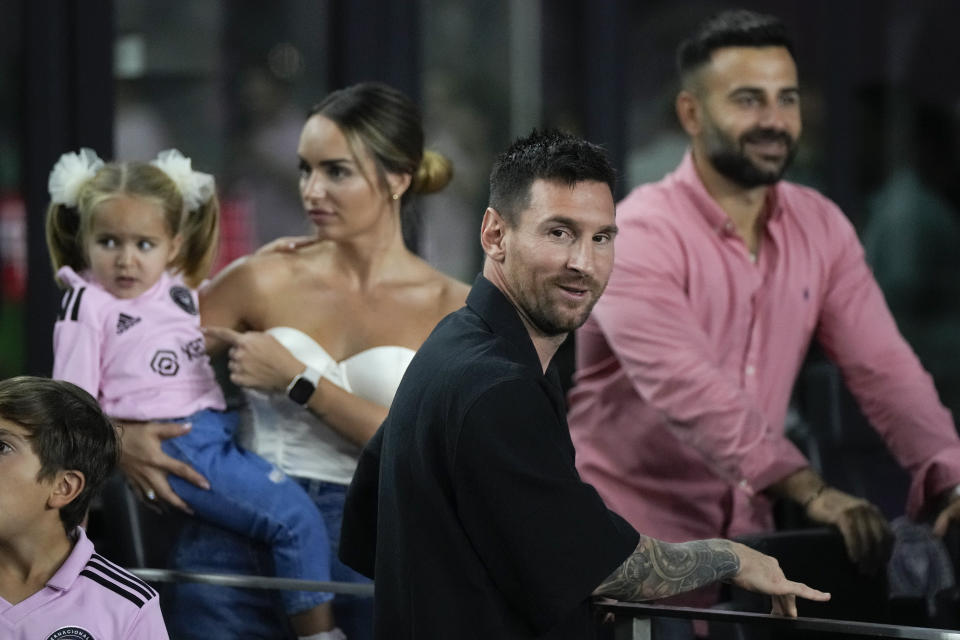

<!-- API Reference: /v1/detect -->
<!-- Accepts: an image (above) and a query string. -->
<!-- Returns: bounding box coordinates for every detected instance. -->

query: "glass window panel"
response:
[1,0,25,376]
[418,0,525,281]
[114,1,331,273]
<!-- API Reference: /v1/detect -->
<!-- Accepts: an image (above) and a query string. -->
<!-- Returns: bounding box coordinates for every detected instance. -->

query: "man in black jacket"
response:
[340,129,829,639]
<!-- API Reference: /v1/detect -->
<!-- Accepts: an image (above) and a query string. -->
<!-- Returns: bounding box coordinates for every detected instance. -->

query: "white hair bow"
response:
[48,148,105,207]
[151,149,216,212]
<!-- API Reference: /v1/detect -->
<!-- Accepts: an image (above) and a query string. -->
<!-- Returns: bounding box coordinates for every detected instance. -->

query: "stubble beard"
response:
[519,276,604,337]
[705,124,798,188]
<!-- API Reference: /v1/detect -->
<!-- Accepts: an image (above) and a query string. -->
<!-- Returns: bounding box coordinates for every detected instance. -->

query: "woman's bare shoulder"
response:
[436,272,471,313]
[206,251,293,296]
[408,260,470,314]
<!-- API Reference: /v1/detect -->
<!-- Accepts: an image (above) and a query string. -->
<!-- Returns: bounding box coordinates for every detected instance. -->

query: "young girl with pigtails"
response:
[45,149,345,640]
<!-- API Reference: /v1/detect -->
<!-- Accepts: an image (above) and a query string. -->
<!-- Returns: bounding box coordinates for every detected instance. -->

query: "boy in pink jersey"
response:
[46,149,342,639]
[0,376,168,640]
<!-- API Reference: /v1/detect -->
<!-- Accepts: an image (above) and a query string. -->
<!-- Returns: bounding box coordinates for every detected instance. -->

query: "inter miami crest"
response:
[169,286,197,315]
[45,627,96,640]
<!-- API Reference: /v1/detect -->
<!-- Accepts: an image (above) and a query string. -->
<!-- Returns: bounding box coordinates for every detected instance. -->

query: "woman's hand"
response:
[203,326,305,392]
[116,421,210,514]
[255,235,321,254]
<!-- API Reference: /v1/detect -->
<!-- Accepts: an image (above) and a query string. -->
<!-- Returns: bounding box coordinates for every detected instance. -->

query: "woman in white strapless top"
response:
[240,328,416,487]
[118,83,468,640]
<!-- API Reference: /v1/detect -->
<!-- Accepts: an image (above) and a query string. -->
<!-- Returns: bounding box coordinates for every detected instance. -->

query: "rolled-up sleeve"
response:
[817,214,960,517]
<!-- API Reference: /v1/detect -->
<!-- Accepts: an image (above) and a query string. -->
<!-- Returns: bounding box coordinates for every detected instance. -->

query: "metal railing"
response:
[594,601,960,640]
[130,568,374,597]
[130,569,960,639]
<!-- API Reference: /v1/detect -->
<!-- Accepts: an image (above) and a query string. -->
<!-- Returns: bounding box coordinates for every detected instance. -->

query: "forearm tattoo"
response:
[594,536,740,601]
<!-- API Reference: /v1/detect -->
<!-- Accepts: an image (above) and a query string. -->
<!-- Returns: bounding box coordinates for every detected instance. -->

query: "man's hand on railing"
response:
[728,541,831,617]
[594,535,829,617]
[804,487,893,576]
[932,488,960,538]
[767,467,893,576]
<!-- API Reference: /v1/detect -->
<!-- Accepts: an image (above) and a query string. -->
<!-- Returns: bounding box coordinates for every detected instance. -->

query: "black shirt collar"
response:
[466,274,553,378]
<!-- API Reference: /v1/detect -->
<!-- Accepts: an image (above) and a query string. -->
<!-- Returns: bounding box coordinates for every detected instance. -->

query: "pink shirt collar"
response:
[46,527,93,592]
[672,149,785,232]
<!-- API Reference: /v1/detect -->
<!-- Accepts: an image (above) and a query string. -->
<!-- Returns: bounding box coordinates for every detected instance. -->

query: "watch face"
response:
[288,377,315,405]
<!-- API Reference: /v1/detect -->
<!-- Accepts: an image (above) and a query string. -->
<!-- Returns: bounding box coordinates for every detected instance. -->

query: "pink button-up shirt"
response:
[568,151,960,543]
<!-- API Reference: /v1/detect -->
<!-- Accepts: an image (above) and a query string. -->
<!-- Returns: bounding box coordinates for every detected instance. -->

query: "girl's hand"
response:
[116,421,210,514]
[203,326,305,392]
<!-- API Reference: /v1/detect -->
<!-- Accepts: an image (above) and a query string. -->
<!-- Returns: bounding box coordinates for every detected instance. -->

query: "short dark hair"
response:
[488,128,615,224]
[677,10,794,84]
[0,376,119,533]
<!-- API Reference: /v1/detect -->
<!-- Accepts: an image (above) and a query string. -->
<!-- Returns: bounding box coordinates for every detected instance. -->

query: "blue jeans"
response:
[164,477,373,640]
[160,409,333,617]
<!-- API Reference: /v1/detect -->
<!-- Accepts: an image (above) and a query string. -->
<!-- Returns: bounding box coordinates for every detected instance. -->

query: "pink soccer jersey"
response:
[0,528,169,640]
[52,266,225,421]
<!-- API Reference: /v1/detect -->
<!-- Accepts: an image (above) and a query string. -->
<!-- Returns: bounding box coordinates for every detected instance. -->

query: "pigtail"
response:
[174,195,221,287]
[45,202,86,286]
[45,148,106,286]
[150,149,221,287]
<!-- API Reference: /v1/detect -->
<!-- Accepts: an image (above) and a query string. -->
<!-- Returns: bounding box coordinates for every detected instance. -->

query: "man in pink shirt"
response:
[568,8,960,587]
[0,376,168,640]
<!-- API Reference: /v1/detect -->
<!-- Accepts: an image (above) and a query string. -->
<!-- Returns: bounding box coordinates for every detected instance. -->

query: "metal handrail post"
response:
[613,615,652,640]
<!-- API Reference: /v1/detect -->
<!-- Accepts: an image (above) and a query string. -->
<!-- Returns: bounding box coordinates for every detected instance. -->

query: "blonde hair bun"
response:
[412,150,453,194]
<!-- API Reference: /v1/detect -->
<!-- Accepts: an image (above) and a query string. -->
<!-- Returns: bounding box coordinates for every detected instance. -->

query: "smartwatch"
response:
[286,366,323,406]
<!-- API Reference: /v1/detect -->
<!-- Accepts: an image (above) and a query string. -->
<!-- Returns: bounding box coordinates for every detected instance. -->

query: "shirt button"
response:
[745,365,756,376]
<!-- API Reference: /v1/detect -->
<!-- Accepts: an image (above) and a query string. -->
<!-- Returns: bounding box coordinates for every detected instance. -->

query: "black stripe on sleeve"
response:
[80,569,146,608]
[91,554,158,597]
[70,287,86,321]
[86,559,156,601]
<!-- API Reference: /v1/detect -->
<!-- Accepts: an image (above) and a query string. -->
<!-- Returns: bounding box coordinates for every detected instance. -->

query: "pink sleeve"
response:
[592,214,808,493]
[817,213,960,517]
[124,596,170,640]
[52,289,103,401]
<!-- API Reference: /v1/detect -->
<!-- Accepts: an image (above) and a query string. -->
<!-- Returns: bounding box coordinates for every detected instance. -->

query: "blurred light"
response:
[268,42,302,80]
[115,33,147,79]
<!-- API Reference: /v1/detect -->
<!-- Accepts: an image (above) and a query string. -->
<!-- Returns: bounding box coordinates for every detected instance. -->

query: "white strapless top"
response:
[239,327,415,485]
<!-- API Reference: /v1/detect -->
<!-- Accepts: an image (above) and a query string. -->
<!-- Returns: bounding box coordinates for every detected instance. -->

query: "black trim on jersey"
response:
[91,553,158,597]
[58,288,73,321]
[88,556,157,600]
[70,287,86,321]
[58,286,87,322]
[79,569,146,608]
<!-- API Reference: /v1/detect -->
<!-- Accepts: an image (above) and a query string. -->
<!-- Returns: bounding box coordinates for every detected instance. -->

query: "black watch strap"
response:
[286,366,322,406]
